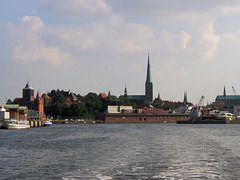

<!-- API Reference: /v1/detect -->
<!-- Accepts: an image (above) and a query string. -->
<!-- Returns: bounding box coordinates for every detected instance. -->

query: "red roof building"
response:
[99,93,107,98]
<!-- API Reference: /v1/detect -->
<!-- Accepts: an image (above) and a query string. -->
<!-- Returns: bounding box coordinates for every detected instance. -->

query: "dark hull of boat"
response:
[177,119,226,124]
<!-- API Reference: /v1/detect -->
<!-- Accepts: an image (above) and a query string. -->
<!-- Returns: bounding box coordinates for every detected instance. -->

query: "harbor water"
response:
[1,123,240,179]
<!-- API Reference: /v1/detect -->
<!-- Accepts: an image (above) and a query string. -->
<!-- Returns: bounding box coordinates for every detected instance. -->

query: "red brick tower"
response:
[35,91,44,115]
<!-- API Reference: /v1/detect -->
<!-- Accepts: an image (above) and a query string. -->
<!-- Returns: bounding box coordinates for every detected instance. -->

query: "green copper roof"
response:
[146,54,152,83]
[216,95,240,100]
[5,104,19,109]
[19,106,27,111]
[126,95,145,100]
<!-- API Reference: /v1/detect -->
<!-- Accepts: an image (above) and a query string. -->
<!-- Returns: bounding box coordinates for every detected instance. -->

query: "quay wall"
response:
[29,120,43,127]
[104,113,190,123]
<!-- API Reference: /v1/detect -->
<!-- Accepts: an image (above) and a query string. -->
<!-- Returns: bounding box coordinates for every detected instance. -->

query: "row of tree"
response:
[44,93,134,119]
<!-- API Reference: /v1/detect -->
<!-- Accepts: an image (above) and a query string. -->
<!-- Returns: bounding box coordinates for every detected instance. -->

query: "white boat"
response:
[3,120,30,129]
[43,120,52,127]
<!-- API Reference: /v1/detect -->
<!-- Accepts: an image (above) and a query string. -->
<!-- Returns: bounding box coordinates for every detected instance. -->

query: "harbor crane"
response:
[190,95,205,120]
[232,86,237,95]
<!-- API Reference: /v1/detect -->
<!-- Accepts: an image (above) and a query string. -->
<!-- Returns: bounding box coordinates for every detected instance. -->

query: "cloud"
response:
[5,16,72,66]
[200,23,221,59]
[158,30,192,52]
[39,0,111,19]
[13,45,70,65]
[21,16,44,31]
[45,21,155,54]
[180,31,192,49]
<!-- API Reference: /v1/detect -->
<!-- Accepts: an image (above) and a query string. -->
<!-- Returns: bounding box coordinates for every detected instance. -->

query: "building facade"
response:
[215,86,240,107]
[12,81,46,120]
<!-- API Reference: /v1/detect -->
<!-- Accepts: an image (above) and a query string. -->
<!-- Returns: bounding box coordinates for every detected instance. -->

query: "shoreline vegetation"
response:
[44,93,134,120]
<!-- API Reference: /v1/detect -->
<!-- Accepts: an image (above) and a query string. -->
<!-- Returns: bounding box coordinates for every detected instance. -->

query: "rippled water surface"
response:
[1,123,240,179]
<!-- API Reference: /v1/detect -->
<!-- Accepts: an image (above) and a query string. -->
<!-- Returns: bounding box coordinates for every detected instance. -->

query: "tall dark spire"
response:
[223,86,226,96]
[184,91,188,102]
[124,85,127,97]
[145,52,153,103]
[146,53,152,83]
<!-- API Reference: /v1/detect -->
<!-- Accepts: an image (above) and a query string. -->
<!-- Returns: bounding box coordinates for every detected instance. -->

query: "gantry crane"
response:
[232,86,237,95]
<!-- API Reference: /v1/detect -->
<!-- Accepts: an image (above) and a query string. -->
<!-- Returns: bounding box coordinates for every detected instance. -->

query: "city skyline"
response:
[1,1,240,105]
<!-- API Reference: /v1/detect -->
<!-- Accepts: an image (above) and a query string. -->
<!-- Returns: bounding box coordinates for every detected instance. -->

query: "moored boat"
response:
[43,120,52,127]
[3,120,30,129]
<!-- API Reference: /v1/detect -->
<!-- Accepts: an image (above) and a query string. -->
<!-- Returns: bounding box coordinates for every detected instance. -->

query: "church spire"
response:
[124,85,127,97]
[223,86,226,96]
[145,52,153,103]
[146,52,152,83]
[184,91,188,102]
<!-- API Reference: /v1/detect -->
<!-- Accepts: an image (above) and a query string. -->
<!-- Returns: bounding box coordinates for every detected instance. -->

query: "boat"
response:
[177,95,226,124]
[177,119,226,124]
[42,120,52,127]
[3,119,30,129]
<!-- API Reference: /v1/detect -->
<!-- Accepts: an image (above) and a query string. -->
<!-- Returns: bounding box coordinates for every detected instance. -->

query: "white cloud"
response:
[13,45,70,65]
[45,21,155,54]
[7,16,72,66]
[201,23,221,59]
[21,16,44,31]
[158,30,192,52]
[180,31,192,49]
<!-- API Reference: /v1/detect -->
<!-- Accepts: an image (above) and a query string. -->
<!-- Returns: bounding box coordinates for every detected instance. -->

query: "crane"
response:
[190,95,205,120]
[232,86,237,95]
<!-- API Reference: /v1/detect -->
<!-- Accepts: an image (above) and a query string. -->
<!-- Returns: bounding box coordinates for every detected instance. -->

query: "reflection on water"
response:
[1,124,240,179]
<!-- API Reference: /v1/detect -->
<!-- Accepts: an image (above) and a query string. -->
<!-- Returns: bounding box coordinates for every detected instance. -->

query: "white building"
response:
[0,105,10,120]
[107,106,133,113]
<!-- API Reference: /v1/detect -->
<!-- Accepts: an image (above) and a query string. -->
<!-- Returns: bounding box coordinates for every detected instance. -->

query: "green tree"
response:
[85,92,103,118]
[44,94,67,119]
[101,97,111,112]
[68,103,87,119]
[6,99,12,104]
[119,96,131,106]
[108,95,120,106]
[53,94,66,104]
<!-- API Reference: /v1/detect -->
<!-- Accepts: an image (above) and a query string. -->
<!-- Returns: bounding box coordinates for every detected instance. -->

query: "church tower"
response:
[124,85,127,97]
[184,91,188,103]
[23,80,34,110]
[35,91,44,115]
[145,53,153,103]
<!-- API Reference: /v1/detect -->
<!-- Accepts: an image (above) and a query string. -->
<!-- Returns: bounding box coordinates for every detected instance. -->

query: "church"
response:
[123,53,153,107]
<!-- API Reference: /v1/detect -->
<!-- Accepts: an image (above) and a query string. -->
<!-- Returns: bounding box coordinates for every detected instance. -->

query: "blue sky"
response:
[1,0,240,105]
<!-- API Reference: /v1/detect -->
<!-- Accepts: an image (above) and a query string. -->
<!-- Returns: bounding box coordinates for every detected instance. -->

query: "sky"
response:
[1,0,240,105]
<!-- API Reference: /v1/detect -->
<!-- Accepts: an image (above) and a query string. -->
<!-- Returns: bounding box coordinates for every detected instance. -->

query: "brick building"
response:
[12,81,45,119]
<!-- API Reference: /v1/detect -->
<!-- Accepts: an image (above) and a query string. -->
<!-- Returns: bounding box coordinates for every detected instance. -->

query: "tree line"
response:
[44,93,134,120]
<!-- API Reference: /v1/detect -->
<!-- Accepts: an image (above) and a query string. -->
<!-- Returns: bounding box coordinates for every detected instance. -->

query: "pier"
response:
[101,113,190,123]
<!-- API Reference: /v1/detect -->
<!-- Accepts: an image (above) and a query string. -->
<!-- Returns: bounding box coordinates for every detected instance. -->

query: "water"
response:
[1,123,240,179]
